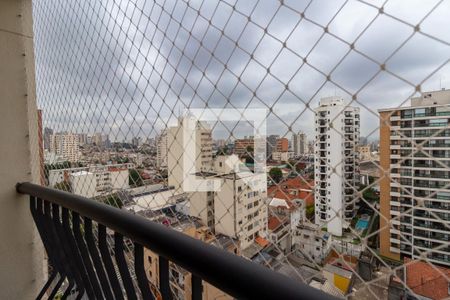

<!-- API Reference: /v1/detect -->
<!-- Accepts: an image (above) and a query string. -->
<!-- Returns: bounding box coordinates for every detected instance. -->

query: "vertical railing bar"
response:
[42,199,80,297]
[134,242,154,299]
[60,206,96,299]
[61,280,75,299]
[114,232,137,300]
[72,212,104,299]
[84,217,115,299]
[98,224,125,299]
[30,196,65,299]
[191,275,203,300]
[35,272,57,300]
[159,256,172,300]
[47,276,65,300]
[49,203,85,297]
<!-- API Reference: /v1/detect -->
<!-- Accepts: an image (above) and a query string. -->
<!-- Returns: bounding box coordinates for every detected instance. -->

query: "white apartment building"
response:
[293,131,308,156]
[295,222,332,264]
[156,129,168,168]
[190,155,268,250]
[271,151,294,162]
[379,89,450,266]
[267,197,303,254]
[48,163,133,197]
[70,171,97,198]
[167,116,214,193]
[314,97,360,237]
[50,132,80,162]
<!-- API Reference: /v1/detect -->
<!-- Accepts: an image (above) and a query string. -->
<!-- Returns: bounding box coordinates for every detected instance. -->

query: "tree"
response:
[306,204,315,219]
[269,167,283,183]
[359,184,379,203]
[103,193,123,208]
[129,169,143,186]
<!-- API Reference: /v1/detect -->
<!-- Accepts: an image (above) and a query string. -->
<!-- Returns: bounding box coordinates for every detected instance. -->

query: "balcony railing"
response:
[16,182,332,300]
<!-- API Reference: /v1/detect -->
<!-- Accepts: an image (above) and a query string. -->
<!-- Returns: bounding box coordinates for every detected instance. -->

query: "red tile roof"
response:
[268,216,284,231]
[255,236,270,248]
[405,258,450,300]
[267,177,314,206]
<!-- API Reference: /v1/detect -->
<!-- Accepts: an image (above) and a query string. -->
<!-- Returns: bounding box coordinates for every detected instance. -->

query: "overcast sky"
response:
[33,0,450,142]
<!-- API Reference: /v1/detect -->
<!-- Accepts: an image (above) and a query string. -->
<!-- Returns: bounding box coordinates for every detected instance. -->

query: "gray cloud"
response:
[34,0,450,142]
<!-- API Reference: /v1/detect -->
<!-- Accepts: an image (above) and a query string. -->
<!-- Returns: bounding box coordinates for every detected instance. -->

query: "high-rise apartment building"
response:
[156,129,168,169]
[132,136,141,148]
[267,135,279,158]
[293,131,308,156]
[379,90,450,266]
[43,127,53,150]
[78,133,88,146]
[276,137,289,152]
[50,132,80,162]
[234,138,254,157]
[92,132,103,147]
[167,116,213,193]
[190,155,268,250]
[314,97,360,237]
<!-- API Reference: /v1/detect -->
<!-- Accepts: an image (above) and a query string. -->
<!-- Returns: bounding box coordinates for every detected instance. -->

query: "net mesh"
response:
[32,0,450,299]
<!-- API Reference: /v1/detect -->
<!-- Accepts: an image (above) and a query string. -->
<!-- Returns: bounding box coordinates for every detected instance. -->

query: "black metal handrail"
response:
[17,182,335,300]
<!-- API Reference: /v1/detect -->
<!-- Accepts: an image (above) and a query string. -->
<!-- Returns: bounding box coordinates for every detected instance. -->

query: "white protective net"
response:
[33,0,450,299]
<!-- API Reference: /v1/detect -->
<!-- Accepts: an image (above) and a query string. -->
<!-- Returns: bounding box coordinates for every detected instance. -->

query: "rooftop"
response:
[404,258,450,300]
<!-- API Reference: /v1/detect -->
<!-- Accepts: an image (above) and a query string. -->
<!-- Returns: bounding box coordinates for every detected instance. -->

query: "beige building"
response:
[271,151,294,162]
[190,155,268,250]
[379,89,450,265]
[156,129,168,169]
[144,226,237,300]
[358,145,372,161]
[292,131,308,156]
[49,163,133,197]
[50,132,80,162]
[168,117,213,193]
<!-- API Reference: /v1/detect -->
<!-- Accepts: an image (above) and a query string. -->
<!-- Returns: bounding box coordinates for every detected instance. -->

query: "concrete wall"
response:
[0,0,45,298]
[379,111,400,260]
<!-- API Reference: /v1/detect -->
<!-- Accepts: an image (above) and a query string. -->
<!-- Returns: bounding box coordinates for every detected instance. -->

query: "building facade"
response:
[314,97,360,237]
[293,131,308,157]
[379,90,450,266]
[267,135,279,159]
[167,117,214,193]
[43,127,53,150]
[48,163,133,197]
[234,138,254,157]
[156,129,168,169]
[49,132,80,162]
[276,137,289,152]
[189,155,268,250]
[271,151,294,162]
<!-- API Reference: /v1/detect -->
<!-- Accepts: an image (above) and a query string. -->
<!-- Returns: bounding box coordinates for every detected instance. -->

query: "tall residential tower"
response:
[293,131,308,157]
[314,97,360,237]
[167,116,214,193]
[50,132,80,162]
[379,90,450,266]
